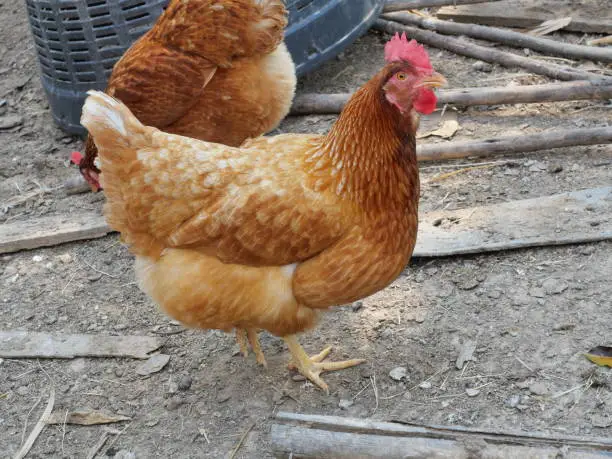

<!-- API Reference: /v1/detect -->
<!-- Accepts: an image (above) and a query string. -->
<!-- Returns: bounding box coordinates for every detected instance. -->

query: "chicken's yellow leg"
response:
[283,335,365,394]
[235,329,267,367]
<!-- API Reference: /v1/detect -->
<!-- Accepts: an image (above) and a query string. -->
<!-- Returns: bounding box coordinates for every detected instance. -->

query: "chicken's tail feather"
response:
[80,90,147,162]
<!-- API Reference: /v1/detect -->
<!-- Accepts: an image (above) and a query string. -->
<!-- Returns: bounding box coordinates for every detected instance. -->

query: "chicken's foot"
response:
[283,335,365,394]
[235,328,267,367]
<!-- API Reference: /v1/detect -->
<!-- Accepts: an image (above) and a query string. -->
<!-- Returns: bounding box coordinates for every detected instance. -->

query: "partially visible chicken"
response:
[81,35,446,392]
[72,0,295,192]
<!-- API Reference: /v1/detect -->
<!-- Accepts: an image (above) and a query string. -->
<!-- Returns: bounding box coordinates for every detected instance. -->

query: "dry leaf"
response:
[527,17,572,36]
[417,120,460,139]
[46,409,130,425]
[585,346,612,368]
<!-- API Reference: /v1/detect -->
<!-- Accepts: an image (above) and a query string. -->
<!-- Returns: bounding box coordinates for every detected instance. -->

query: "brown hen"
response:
[74,0,295,192]
[81,35,446,392]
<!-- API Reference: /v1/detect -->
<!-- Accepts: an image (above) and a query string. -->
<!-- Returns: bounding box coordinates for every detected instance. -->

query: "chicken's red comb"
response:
[70,151,83,165]
[384,33,432,72]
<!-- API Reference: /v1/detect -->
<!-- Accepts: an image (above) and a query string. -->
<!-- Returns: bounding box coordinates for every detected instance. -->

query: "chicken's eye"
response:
[396,72,407,81]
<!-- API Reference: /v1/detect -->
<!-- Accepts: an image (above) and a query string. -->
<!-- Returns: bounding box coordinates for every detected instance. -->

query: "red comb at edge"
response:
[384,33,432,72]
[70,151,83,165]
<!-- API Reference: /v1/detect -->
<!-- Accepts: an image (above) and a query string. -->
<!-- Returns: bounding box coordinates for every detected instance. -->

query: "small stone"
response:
[32,255,44,263]
[487,289,501,299]
[590,221,600,227]
[69,358,86,373]
[135,354,170,376]
[292,374,306,382]
[114,367,125,377]
[542,278,568,295]
[505,394,520,408]
[528,287,546,298]
[114,450,136,459]
[57,254,73,264]
[87,273,102,282]
[547,163,563,174]
[432,218,443,227]
[528,382,549,396]
[389,367,408,381]
[523,48,530,56]
[216,389,232,403]
[178,375,193,391]
[472,61,493,72]
[419,381,432,390]
[512,293,531,307]
[590,414,612,428]
[43,315,58,325]
[590,367,611,389]
[580,246,595,256]
[351,301,363,312]
[465,388,480,397]
[338,399,354,410]
[16,386,29,396]
[0,115,24,130]
[458,278,480,291]
[167,380,179,394]
[165,396,183,410]
[360,367,373,379]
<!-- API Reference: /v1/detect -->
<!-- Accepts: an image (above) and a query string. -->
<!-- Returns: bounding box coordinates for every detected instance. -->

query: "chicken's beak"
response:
[417,72,447,89]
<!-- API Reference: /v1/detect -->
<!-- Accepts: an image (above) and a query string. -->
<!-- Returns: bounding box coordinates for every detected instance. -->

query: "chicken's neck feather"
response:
[307,75,419,215]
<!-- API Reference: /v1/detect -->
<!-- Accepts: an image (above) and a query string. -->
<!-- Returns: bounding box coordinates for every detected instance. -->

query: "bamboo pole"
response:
[417,126,612,161]
[374,18,611,82]
[384,0,501,12]
[289,80,612,115]
[383,12,612,63]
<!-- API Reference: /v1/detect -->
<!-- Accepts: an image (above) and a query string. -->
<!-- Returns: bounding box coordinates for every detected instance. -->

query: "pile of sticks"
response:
[288,0,612,162]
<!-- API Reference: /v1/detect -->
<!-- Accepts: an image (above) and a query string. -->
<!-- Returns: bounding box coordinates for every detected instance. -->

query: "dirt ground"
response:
[1,1,611,458]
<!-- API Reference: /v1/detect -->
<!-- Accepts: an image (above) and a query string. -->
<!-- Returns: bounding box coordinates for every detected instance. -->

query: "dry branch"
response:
[271,412,612,458]
[418,126,612,161]
[384,0,500,12]
[374,18,611,82]
[289,80,612,115]
[383,12,612,63]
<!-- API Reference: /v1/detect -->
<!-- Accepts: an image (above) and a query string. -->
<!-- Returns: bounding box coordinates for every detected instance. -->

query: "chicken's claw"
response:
[235,328,267,367]
[284,336,365,394]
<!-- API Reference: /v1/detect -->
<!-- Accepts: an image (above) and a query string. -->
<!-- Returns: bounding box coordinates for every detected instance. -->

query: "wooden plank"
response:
[414,187,612,257]
[1,188,610,257]
[436,0,612,34]
[0,212,112,254]
[0,331,164,359]
[271,412,612,459]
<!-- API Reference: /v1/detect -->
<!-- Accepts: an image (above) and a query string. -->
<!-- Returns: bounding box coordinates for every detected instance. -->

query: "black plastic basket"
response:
[26,0,384,135]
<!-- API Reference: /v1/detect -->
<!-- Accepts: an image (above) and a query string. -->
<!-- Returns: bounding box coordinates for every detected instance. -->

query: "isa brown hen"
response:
[73,0,295,192]
[80,34,446,393]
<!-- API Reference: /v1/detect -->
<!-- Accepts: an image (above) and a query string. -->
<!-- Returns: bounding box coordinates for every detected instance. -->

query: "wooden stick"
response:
[384,0,500,12]
[417,126,612,161]
[289,80,612,115]
[374,19,611,82]
[383,12,612,63]
[588,36,612,47]
[271,412,612,459]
